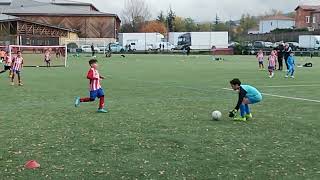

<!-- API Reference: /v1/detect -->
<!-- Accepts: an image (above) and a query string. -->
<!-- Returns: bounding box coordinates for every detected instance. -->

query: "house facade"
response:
[295,5,320,30]
[259,15,295,34]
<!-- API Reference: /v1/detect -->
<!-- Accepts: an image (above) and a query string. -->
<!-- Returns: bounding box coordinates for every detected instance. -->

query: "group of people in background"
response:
[256,43,295,78]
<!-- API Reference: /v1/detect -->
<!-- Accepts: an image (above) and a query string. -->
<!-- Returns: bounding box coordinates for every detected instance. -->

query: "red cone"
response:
[24,160,40,169]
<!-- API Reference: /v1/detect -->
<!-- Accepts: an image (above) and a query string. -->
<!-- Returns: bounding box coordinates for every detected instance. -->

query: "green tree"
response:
[173,16,186,32]
[184,18,197,31]
[214,14,220,25]
[197,23,212,31]
[166,7,176,32]
[237,14,258,35]
[157,11,166,24]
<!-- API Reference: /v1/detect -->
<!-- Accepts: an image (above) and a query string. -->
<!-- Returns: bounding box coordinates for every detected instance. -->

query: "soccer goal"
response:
[9,45,67,67]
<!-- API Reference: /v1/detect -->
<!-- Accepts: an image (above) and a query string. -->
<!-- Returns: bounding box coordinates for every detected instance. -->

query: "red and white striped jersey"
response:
[87,68,101,91]
[5,55,12,66]
[12,56,23,71]
[45,52,50,60]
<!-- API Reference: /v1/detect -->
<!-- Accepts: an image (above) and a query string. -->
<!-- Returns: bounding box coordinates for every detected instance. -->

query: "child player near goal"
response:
[229,78,262,122]
[74,59,108,113]
[11,51,24,86]
[44,50,51,67]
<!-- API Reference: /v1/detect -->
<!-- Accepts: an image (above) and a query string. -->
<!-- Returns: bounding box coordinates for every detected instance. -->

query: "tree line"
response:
[120,0,295,41]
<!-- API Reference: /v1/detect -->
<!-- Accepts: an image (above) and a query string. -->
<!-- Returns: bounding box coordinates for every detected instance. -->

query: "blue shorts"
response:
[90,88,104,100]
[12,70,20,74]
[247,94,262,104]
[258,61,264,65]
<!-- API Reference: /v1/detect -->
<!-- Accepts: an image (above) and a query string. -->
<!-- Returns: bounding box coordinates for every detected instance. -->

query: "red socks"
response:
[80,96,105,109]
[99,96,105,109]
[80,97,91,102]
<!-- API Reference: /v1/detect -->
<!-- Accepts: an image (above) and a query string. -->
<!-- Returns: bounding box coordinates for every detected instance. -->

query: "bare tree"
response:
[121,0,151,32]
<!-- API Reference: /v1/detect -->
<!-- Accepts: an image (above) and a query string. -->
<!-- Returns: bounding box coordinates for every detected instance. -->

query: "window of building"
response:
[313,16,316,24]
[306,16,310,23]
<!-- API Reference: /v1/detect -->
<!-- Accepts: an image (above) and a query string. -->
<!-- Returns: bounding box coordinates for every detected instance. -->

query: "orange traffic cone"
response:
[24,160,40,169]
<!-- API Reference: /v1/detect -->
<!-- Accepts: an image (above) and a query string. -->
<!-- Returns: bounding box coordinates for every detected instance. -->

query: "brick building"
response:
[295,5,320,30]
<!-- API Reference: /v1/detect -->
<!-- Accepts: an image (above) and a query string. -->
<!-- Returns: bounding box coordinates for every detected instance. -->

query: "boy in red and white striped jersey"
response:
[11,51,24,86]
[0,52,12,77]
[74,59,108,113]
[44,50,51,67]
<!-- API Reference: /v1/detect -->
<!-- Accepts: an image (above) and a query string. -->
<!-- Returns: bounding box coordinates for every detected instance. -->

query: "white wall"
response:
[259,20,295,34]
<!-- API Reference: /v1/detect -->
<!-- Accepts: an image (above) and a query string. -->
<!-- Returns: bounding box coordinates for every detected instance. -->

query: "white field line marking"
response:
[261,84,320,88]
[222,88,320,103]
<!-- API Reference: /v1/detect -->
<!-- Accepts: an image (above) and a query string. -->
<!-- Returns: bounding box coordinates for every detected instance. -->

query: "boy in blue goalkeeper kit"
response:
[285,52,295,78]
[229,79,263,122]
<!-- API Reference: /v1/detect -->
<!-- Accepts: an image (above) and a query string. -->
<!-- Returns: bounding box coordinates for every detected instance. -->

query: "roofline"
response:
[52,2,99,11]
[0,17,78,32]
[295,5,320,11]
[261,18,295,21]
[4,12,121,22]
[5,12,117,17]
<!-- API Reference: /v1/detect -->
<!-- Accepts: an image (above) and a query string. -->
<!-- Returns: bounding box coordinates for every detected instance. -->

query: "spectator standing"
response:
[276,43,285,70]
[284,43,292,70]
[91,43,95,57]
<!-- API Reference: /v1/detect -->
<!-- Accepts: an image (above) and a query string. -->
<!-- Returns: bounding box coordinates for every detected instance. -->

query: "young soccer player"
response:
[268,50,277,78]
[0,49,6,61]
[285,52,295,79]
[11,51,24,86]
[44,50,51,67]
[0,52,12,77]
[74,59,108,113]
[229,78,263,122]
[256,50,264,70]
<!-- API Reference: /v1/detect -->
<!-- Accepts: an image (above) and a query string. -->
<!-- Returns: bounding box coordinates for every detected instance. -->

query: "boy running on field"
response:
[11,51,24,86]
[268,50,277,78]
[74,59,108,113]
[285,52,295,79]
[256,50,264,70]
[0,52,12,77]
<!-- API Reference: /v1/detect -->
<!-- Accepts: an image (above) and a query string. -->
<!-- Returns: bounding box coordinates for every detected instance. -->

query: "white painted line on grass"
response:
[222,88,320,103]
[261,84,320,88]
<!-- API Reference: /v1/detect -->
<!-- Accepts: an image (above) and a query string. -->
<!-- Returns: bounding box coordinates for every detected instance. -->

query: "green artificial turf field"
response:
[1,54,320,179]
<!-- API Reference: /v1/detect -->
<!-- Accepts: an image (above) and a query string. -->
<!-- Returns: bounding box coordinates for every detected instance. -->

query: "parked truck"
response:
[299,35,320,50]
[176,32,229,50]
[118,33,164,51]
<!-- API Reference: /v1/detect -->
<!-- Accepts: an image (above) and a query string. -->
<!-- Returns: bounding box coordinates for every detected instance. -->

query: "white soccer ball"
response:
[212,111,222,121]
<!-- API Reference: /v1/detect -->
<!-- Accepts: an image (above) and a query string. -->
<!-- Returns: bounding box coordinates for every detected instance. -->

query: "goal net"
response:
[9,45,67,67]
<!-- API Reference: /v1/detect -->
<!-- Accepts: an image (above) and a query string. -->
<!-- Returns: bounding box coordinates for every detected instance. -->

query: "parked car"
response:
[81,45,100,53]
[107,43,125,53]
[273,42,283,48]
[253,41,265,48]
[264,42,274,48]
[286,42,300,50]
[228,41,240,48]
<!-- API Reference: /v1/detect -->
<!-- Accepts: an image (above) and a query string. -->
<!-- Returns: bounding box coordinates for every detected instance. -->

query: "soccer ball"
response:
[212,111,222,121]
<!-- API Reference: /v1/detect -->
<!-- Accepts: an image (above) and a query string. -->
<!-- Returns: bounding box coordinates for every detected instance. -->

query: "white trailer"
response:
[176,32,229,50]
[299,35,320,50]
[118,33,164,51]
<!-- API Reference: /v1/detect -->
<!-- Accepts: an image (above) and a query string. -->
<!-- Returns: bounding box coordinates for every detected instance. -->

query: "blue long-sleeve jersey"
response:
[287,55,295,65]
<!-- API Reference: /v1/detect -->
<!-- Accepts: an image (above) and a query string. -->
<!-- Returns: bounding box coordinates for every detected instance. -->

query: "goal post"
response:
[9,45,68,67]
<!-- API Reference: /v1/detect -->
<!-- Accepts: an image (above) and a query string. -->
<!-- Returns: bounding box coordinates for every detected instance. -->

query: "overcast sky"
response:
[80,0,319,21]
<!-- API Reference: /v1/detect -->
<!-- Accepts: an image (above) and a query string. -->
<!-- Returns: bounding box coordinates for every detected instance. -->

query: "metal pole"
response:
[64,45,67,67]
